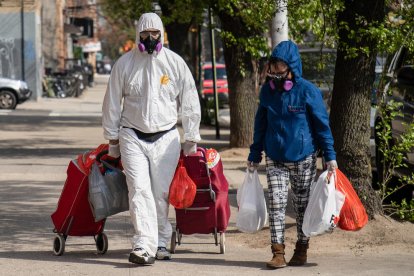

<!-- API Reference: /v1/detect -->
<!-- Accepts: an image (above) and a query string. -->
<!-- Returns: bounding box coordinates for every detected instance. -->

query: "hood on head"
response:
[135,13,164,46]
[271,40,302,79]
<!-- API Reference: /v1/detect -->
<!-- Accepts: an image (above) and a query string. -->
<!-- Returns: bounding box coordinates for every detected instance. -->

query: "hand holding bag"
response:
[236,169,268,233]
[88,160,129,222]
[302,170,345,237]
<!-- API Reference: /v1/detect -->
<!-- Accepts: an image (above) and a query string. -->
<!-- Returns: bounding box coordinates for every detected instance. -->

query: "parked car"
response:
[201,63,229,107]
[0,77,32,109]
[371,46,414,180]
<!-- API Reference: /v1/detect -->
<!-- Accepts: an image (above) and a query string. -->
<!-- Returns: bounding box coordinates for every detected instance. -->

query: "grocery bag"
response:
[302,170,345,237]
[88,161,129,222]
[236,169,268,233]
[169,157,197,209]
[335,169,368,231]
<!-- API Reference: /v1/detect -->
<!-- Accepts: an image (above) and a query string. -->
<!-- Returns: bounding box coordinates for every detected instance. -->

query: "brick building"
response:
[64,0,100,71]
[0,0,100,100]
[41,0,99,72]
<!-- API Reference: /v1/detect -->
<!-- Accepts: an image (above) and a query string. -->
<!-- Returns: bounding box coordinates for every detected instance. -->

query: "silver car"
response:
[0,77,32,109]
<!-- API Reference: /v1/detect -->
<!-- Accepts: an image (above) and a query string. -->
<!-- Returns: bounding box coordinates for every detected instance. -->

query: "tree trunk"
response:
[217,11,258,148]
[330,0,384,217]
[164,22,193,67]
[159,1,194,73]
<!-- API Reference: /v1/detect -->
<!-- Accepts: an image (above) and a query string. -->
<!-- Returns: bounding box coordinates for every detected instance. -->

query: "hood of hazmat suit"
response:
[102,12,201,143]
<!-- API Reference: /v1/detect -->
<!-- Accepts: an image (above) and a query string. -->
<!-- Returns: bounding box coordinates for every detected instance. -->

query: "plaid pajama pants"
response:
[265,153,317,245]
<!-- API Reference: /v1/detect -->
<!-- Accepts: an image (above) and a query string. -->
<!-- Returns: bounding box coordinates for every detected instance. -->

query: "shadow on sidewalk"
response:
[0,113,102,159]
[170,256,265,269]
[169,256,317,269]
[0,146,100,159]
[0,249,318,270]
[0,250,132,269]
[2,115,101,130]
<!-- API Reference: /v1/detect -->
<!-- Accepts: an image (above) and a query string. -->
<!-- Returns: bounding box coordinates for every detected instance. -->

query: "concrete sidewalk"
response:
[0,74,413,276]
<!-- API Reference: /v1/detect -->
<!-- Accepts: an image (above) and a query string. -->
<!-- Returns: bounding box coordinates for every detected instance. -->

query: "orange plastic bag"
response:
[335,169,368,231]
[168,157,197,209]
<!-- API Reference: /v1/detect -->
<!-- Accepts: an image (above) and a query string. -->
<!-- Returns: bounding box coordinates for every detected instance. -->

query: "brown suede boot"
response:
[266,243,287,269]
[288,242,309,266]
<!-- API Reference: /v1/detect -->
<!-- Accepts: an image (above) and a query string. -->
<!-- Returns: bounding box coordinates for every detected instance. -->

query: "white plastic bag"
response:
[236,169,268,233]
[88,161,129,222]
[302,170,345,237]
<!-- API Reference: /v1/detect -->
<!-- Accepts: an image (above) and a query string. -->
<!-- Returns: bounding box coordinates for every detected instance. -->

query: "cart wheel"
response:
[53,234,65,256]
[219,233,225,254]
[170,231,177,253]
[214,228,218,246]
[95,233,108,254]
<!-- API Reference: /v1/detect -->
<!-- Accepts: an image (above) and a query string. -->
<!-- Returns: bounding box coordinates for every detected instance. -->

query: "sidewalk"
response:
[0,74,413,276]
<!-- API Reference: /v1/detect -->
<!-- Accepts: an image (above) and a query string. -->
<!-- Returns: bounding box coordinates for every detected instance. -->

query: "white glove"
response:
[183,141,197,156]
[247,161,259,171]
[108,143,120,158]
[326,160,338,172]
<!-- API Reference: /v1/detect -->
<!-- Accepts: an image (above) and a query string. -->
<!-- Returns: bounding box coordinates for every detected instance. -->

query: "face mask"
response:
[269,78,293,91]
[268,74,293,91]
[138,36,162,54]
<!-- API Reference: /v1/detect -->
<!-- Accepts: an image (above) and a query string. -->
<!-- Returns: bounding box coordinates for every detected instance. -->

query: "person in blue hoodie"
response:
[248,40,338,269]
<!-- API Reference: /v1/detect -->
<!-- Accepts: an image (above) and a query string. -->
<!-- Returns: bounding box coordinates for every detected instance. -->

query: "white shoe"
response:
[129,248,155,265]
[156,247,172,260]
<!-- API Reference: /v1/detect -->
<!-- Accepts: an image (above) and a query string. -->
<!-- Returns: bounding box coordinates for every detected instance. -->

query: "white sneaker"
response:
[156,247,172,260]
[129,248,155,265]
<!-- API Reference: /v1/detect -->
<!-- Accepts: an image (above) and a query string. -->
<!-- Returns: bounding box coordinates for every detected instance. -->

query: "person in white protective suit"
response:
[102,12,201,265]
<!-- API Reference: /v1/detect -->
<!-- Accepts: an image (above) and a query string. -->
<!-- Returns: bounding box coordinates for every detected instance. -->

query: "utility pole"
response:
[20,0,25,80]
[208,6,220,139]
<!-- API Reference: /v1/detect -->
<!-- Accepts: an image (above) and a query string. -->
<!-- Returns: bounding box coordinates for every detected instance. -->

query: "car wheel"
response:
[0,90,17,109]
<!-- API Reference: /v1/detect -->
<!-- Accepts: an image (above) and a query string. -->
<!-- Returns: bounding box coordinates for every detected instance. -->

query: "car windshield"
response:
[300,50,336,87]
[204,67,227,80]
[400,47,414,66]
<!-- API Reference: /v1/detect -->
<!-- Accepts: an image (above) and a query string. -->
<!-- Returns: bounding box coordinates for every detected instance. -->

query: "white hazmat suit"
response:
[102,13,201,258]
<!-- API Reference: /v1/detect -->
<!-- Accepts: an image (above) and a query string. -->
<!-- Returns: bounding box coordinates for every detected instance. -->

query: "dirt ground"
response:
[229,215,414,256]
[219,148,414,257]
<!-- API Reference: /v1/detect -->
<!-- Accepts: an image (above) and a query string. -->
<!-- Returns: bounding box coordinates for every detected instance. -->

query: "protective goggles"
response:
[267,69,289,80]
[140,30,161,39]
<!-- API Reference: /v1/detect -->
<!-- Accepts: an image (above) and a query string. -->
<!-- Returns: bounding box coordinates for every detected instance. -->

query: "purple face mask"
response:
[268,70,293,91]
[138,36,162,54]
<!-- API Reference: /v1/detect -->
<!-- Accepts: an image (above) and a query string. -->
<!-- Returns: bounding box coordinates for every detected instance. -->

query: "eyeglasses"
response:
[140,30,161,39]
[267,69,289,79]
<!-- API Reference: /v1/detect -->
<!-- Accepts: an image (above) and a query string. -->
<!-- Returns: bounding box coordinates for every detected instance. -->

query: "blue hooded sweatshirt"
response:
[248,40,336,163]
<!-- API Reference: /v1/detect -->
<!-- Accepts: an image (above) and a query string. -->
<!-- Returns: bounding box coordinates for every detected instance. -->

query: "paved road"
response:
[0,75,413,276]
